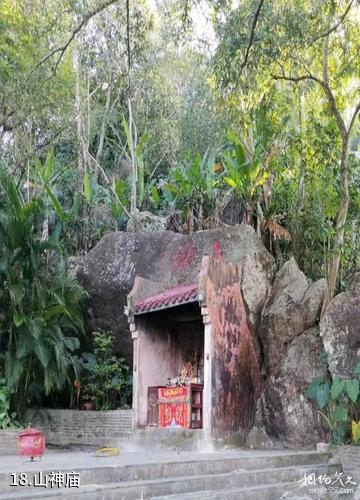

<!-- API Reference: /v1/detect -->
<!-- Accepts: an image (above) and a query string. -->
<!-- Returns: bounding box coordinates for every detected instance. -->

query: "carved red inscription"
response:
[213,240,225,262]
[172,240,198,271]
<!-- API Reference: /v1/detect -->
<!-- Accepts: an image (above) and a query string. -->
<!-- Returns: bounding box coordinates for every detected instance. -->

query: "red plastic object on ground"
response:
[18,428,45,460]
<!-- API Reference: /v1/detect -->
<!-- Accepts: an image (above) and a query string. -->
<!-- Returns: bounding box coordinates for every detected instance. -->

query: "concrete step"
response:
[152,479,358,500]
[0,481,299,500]
[0,462,341,499]
[132,429,204,451]
[151,482,303,500]
[0,451,332,493]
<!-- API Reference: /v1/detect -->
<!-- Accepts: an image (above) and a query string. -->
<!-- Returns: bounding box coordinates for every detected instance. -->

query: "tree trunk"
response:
[126,0,137,215]
[95,83,112,169]
[256,201,262,238]
[293,85,306,253]
[74,47,84,193]
[321,136,350,313]
[128,97,137,214]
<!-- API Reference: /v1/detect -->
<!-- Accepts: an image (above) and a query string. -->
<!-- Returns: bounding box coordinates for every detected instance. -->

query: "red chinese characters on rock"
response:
[212,240,225,262]
[158,386,191,428]
[172,241,198,272]
[172,239,225,272]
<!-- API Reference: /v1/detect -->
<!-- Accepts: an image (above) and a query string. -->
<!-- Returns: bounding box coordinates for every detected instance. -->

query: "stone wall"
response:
[0,429,21,455]
[333,445,360,483]
[25,409,132,446]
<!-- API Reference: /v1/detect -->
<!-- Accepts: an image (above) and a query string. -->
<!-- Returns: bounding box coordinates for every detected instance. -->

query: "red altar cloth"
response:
[158,386,191,428]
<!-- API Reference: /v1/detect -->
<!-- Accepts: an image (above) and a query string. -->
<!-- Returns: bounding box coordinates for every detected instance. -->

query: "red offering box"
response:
[18,428,45,458]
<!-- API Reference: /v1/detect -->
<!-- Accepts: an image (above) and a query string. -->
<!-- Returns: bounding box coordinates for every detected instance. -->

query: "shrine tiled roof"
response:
[133,282,199,315]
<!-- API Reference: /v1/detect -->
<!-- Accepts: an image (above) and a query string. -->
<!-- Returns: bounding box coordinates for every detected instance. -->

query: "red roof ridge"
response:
[133,282,198,315]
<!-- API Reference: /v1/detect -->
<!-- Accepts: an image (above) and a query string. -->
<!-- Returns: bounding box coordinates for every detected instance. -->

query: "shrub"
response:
[82,332,132,410]
[0,378,19,429]
[0,171,87,410]
[306,362,360,445]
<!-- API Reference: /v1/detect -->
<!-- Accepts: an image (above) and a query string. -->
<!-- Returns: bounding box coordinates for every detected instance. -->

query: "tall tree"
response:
[214,0,360,307]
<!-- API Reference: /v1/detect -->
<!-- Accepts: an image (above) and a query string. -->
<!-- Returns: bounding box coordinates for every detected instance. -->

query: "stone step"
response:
[0,451,332,493]
[0,462,341,500]
[0,482,297,500]
[151,482,305,500]
[131,429,204,451]
[153,477,358,500]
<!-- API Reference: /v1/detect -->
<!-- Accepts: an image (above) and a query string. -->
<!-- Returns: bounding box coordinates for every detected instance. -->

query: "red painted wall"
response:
[201,257,261,438]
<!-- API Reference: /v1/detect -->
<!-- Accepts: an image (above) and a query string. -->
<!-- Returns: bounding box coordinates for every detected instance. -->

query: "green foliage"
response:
[0,170,87,407]
[134,47,227,177]
[83,169,93,204]
[110,179,130,221]
[121,115,150,209]
[331,378,346,400]
[163,150,219,230]
[34,150,69,223]
[306,363,360,444]
[0,0,75,171]
[149,183,161,210]
[0,0,358,289]
[0,378,19,429]
[346,379,360,404]
[213,0,360,286]
[223,130,267,198]
[352,421,360,445]
[31,151,130,254]
[82,333,132,410]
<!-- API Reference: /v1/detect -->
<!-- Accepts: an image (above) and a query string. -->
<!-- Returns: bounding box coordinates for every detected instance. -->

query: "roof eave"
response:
[133,296,199,316]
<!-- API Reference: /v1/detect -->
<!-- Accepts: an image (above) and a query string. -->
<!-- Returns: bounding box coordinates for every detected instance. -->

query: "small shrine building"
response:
[126,256,260,443]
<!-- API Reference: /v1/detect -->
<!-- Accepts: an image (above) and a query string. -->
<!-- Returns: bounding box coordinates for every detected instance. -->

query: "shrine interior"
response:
[134,302,205,427]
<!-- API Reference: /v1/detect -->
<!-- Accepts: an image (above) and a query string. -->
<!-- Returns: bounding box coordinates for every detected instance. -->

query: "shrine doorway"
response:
[130,298,209,433]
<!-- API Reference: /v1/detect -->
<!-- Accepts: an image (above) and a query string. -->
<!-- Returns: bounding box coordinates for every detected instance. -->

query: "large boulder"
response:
[261,327,326,446]
[320,272,360,378]
[259,258,326,372]
[75,225,274,359]
[126,211,166,232]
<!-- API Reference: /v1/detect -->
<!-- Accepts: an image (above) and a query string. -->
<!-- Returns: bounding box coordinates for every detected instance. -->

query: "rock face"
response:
[259,258,326,372]
[261,327,326,446]
[92,203,116,229]
[256,258,327,447]
[75,224,338,448]
[126,211,166,232]
[320,273,360,378]
[75,225,274,359]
